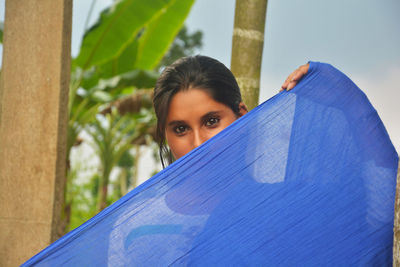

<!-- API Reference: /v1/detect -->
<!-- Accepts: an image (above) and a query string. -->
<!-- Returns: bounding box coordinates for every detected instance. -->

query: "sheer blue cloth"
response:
[23,62,398,266]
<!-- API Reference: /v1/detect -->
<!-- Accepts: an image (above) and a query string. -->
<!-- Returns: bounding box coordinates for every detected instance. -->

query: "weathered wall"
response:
[0,1,72,266]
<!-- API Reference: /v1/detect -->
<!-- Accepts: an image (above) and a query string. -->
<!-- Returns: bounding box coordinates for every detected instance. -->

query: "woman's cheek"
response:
[206,128,222,140]
[168,136,191,160]
[208,120,232,137]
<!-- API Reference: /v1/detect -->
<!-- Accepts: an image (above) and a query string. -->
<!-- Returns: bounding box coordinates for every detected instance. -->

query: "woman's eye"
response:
[205,117,220,127]
[173,125,187,135]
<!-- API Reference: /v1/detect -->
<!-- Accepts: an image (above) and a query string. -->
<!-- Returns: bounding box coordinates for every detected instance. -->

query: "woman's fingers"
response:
[280,63,310,91]
[280,76,291,92]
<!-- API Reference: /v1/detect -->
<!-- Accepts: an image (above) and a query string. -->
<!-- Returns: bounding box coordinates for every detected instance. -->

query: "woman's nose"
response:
[193,130,207,149]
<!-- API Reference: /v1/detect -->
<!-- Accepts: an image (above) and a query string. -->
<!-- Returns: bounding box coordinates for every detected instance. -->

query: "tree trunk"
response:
[394,160,400,266]
[119,168,128,197]
[132,145,141,189]
[98,184,109,211]
[231,0,268,110]
[98,166,111,212]
[0,0,72,265]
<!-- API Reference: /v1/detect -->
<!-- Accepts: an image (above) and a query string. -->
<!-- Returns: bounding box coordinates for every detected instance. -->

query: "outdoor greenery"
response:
[0,22,3,44]
[66,0,202,232]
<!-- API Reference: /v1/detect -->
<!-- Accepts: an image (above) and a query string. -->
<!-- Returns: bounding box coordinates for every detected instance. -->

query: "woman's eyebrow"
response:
[201,111,222,120]
[167,120,186,127]
[167,111,223,127]
[201,110,221,118]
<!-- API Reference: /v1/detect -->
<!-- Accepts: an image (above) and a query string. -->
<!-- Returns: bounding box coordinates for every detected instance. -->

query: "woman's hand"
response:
[280,63,310,92]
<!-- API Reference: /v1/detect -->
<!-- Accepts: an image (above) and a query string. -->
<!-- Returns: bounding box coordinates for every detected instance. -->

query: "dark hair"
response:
[153,55,243,167]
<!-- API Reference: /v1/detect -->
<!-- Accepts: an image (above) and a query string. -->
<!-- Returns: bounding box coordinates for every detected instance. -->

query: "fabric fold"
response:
[23,62,398,266]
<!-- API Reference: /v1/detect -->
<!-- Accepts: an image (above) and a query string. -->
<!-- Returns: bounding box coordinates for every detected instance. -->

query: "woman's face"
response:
[165,88,247,159]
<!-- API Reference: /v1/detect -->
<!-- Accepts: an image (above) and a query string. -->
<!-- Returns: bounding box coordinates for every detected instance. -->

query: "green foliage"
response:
[86,110,138,211]
[157,25,203,70]
[134,0,195,69]
[68,0,195,156]
[84,69,159,94]
[75,0,169,69]
[74,0,194,71]
[67,0,201,231]
[66,155,99,231]
[116,150,134,197]
[0,21,3,44]
[68,171,99,231]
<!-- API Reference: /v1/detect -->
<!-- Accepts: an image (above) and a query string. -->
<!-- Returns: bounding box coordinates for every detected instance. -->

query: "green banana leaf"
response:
[79,40,139,90]
[75,0,172,69]
[135,0,195,69]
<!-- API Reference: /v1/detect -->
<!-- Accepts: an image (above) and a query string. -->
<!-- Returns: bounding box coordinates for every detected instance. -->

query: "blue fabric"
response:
[23,62,398,266]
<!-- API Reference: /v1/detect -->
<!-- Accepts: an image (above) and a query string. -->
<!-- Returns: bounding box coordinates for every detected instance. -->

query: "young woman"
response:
[153,55,308,167]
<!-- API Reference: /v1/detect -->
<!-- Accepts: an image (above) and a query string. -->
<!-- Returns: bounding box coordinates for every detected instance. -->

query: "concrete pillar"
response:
[0,0,72,266]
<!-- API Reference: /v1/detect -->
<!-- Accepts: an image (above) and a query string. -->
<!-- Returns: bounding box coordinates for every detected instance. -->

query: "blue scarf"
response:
[23,62,398,266]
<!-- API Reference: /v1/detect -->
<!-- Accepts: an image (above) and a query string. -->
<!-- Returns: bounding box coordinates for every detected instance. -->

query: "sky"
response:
[68,0,400,153]
[1,0,399,181]
[185,0,400,151]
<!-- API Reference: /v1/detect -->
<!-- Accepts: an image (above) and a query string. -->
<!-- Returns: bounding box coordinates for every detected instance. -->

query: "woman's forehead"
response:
[166,89,230,122]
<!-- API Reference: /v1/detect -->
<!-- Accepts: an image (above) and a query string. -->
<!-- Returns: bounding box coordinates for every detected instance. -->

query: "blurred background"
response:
[0,0,398,233]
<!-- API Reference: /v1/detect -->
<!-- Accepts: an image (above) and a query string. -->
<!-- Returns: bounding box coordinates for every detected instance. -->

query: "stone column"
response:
[0,1,72,266]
